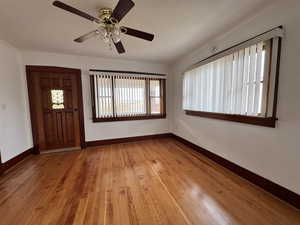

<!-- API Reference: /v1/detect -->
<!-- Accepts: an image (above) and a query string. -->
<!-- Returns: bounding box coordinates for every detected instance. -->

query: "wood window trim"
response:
[93,114,166,122]
[185,110,277,128]
[89,69,166,76]
[90,75,167,123]
[149,79,166,116]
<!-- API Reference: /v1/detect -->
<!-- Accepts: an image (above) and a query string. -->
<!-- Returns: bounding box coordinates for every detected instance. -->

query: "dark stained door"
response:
[27,66,84,152]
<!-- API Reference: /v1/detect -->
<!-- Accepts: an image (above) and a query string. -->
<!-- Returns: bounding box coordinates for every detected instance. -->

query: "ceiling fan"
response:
[52,0,154,54]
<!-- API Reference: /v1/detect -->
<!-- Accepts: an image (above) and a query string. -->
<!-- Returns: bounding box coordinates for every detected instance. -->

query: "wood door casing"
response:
[26,66,85,153]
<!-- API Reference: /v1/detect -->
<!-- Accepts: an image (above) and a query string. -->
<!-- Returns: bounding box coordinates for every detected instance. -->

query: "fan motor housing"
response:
[99,8,112,21]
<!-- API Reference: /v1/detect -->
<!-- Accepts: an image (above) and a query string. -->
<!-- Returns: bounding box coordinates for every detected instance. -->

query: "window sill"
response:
[185,110,277,128]
[93,114,166,123]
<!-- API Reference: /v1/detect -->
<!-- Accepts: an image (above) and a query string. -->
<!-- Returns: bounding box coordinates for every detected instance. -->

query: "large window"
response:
[183,27,283,127]
[90,71,166,122]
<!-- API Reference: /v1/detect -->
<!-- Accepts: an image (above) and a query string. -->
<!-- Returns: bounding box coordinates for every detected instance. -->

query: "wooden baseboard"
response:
[85,133,173,147]
[170,133,300,210]
[1,147,35,173]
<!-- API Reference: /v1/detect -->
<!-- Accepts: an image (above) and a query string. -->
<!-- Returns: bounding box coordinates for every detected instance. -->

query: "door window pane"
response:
[51,89,64,109]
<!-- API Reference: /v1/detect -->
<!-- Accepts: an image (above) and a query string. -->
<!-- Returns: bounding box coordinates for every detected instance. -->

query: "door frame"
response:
[26,66,86,154]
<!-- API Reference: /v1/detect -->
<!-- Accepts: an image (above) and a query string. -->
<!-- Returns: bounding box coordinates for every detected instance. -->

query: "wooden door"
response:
[26,66,85,153]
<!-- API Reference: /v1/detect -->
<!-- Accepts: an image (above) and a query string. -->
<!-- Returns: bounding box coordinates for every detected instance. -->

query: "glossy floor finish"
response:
[1,138,300,225]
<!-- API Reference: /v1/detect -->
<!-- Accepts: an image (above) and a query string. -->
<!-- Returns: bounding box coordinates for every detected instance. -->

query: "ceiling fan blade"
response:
[53,1,99,22]
[114,41,126,54]
[74,30,99,43]
[122,27,154,41]
[111,0,135,22]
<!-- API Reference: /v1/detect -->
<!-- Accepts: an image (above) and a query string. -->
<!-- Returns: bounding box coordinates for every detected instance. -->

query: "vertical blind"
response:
[183,41,267,116]
[94,75,147,118]
[91,72,166,120]
[114,76,146,117]
[94,75,113,118]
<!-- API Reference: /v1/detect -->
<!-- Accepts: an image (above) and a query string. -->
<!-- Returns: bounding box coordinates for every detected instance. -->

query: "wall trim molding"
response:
[170,133,300,210]
[85,133,173,147]
[1,147,36,174]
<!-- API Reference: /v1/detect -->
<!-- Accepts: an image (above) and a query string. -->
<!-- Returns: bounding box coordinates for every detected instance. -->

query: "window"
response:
[114,76,147,117]
[51,89,64,109]
[183,27,283,127]
[90,71,166,122]
[150,80,163,114]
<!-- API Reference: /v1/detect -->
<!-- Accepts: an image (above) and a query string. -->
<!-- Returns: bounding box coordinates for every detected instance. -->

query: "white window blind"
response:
[93,75,147,118]
[90,71,166,120]
[114,76,146,117]
[183,27,284,119]
[183,41,266,116]
[94,75,113,118]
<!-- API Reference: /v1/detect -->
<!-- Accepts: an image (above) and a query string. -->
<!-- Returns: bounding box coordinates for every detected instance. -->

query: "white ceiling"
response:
[0,0,273,63]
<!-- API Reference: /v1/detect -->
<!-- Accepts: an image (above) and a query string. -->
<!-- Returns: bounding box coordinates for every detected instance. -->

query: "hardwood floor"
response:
[1,138,300,225]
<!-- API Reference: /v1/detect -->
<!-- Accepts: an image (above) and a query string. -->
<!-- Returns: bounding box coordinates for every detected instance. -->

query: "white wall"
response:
[170,0,300,194]
[21,51,171,142]
[0,41,33,162]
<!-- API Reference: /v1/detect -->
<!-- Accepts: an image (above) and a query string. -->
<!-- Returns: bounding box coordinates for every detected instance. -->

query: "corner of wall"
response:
[0,40,33,162]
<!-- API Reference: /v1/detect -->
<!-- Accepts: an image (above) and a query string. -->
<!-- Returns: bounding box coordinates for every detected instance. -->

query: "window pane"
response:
[150,80,160,97]
[114,77,146,116]
[96,76,113,117]
[51,89,64,109]
[151,97,161,114]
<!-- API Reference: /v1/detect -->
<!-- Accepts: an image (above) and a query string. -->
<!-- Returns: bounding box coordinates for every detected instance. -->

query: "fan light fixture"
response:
[92,9,125,48]
[53,0,155,54]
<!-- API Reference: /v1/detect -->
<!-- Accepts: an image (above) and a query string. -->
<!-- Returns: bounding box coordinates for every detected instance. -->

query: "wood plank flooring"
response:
[0,138,300,225]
